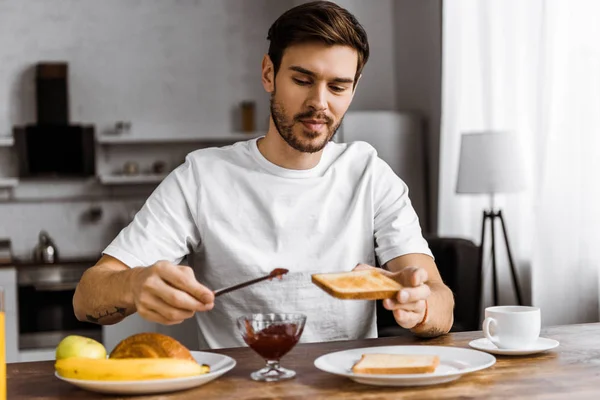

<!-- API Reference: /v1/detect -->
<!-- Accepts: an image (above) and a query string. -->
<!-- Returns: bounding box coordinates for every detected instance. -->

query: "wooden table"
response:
[8,323,600,399]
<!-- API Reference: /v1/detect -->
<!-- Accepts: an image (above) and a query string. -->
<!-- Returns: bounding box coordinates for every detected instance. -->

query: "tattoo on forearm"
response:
[86,306,127,324]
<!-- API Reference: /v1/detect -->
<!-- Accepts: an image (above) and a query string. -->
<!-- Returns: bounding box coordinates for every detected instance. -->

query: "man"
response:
[73,1,454,349]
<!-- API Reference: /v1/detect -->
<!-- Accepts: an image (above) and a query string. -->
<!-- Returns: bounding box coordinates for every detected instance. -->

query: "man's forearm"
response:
[73,264,139,325]
[411,282,455,338]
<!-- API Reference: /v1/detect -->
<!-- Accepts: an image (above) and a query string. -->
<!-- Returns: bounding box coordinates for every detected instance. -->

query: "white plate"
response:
[314,345,496,387]
[469,337,559,356]
[55,351,236,395]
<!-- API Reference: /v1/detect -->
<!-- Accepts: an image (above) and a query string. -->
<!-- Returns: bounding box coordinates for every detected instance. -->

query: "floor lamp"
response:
[456,131,527,306]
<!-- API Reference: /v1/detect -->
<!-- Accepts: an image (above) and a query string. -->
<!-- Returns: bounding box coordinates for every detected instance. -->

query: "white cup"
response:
[482,306,541,349]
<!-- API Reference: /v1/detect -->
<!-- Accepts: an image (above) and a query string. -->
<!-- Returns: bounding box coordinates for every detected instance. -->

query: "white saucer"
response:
[468,337,559,356]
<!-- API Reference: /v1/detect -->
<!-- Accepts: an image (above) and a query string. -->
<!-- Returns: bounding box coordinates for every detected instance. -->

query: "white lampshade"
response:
[456,131,527,194]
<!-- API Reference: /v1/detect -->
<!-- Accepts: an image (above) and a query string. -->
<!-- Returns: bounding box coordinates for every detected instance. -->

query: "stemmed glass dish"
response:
[237,313,307,382]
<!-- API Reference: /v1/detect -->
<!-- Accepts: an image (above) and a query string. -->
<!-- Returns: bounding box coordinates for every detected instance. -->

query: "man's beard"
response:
[270,92,342,154]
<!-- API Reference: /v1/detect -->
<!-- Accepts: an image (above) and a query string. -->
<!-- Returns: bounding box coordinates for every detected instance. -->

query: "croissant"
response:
[109,332,195,362]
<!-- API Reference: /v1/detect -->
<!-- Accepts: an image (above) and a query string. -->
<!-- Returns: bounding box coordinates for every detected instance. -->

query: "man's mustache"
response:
[294,110,333,124]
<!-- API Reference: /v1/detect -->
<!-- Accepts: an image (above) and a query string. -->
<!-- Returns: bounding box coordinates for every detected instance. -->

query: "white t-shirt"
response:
[103,137,432,349]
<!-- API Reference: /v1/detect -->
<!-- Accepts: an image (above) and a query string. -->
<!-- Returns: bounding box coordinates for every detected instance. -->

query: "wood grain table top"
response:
[8,323,600,399]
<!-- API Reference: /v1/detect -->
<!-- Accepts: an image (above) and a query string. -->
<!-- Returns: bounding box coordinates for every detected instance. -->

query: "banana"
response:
[55,357,209,381]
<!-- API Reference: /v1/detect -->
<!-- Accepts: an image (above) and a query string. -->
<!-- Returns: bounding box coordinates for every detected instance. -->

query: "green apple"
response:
[55,335,107,360]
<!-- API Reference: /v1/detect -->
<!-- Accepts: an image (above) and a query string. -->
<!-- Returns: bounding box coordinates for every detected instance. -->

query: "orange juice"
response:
[0,310,5,400]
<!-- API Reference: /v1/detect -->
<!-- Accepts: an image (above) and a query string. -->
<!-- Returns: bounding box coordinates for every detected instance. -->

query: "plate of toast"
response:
[314,345,496,387]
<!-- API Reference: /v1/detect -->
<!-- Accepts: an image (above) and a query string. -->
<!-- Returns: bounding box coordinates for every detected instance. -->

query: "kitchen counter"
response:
[0,257,99,268]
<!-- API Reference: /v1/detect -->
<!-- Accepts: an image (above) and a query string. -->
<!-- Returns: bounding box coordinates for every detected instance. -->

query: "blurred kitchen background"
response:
[1,0,598,363]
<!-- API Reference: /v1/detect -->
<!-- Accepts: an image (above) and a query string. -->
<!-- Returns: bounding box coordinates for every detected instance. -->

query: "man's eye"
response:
[293,78,310,85]
[330,86,346,93]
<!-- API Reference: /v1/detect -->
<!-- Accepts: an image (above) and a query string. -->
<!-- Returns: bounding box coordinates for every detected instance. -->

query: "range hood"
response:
[13,62,96,178]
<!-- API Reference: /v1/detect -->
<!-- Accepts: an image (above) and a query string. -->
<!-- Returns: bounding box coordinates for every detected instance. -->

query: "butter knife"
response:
[213,268,289,297]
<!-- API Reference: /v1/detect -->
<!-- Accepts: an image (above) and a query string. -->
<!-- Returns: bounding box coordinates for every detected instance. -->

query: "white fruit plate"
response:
[55,351,236,395]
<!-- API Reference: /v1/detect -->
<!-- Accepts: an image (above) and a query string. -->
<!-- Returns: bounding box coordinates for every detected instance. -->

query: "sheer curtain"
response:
[439,0,600,325]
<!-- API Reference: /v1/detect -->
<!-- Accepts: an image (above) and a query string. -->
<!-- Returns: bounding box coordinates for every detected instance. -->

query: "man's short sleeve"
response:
[102,155,202,268]
[372,157,433,266]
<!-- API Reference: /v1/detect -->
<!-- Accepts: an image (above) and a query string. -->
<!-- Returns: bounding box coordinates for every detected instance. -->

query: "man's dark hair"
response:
[267,1,369,86]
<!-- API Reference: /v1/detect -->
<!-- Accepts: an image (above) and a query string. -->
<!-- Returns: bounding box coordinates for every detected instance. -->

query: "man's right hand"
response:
[131,260,215,325]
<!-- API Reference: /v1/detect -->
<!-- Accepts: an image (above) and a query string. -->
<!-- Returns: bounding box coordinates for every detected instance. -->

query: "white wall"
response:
[0,0,444,256]
[0,0,443,259]
[0,0,291,137]
[0,196,144,259]
[333,0,397,110]
[394,0,443,233]
[0,0,291,259]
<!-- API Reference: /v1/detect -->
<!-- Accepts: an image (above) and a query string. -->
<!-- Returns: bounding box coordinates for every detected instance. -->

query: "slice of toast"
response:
[351,353,440,374]
[311,269,402,300]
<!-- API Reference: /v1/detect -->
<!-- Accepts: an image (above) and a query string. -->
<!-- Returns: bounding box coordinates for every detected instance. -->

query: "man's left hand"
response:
[353,264,431,329]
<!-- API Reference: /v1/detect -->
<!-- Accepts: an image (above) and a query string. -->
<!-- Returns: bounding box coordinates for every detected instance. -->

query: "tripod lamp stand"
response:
[456,131,527,306]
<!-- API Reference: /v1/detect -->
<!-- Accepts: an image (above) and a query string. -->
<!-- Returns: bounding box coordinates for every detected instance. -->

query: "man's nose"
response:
[305,84,328,112]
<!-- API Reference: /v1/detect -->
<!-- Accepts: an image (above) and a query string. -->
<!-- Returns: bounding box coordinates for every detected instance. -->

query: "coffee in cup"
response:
[482,306,540,349]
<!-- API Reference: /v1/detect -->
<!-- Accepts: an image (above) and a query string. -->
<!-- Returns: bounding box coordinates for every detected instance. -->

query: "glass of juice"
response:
[0,287,5,400]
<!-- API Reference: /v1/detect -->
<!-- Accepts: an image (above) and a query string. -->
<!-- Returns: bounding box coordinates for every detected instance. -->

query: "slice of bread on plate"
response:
[311,269,402,300]
[351,353,440,374]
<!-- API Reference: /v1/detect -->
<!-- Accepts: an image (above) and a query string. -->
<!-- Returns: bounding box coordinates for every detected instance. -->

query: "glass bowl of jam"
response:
[237,312,307,382]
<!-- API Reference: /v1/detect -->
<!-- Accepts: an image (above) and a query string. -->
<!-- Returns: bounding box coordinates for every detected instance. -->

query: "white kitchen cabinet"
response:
[0,268,19,363]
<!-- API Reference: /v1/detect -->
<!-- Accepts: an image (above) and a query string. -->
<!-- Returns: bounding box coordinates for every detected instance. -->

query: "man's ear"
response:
[262,54,275,93]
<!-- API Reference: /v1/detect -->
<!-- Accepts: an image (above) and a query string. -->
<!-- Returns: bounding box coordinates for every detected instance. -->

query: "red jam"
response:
[268,268,289,281]
[243,323,302,361]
